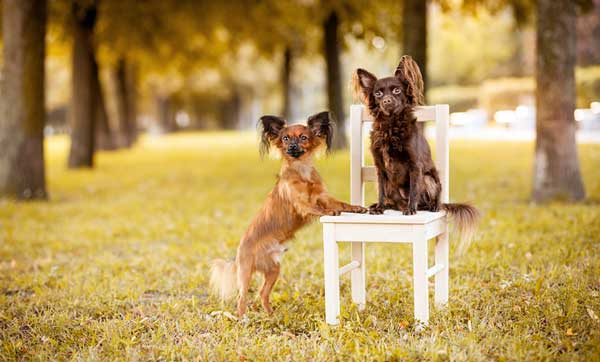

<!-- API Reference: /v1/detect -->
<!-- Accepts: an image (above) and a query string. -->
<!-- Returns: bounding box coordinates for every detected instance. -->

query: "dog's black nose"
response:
[288,143,299,150]
[382,98,393,105]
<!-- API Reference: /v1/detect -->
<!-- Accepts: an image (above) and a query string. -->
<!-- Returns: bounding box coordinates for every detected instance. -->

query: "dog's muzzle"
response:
[381,97,399,113]
[287,144,305,158]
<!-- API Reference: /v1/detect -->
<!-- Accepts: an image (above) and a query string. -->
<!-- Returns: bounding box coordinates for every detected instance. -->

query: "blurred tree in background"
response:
[532,0,587,202]
[0,0,47,199]
[0,0,599,200]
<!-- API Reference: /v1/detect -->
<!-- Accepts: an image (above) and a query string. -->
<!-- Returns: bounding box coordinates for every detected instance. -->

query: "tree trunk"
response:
[402,0,427,95]
[220,91,241,130]
[93,58,115,150]
[157,95,176,133]
[68,1,97,168]
[403,0,427,134]
[323,11,347,149]
[532,0,585,202]
[576,0,600,66]
[126,62,138,144]
[113,57,136,147]
[0,0,47,199]
[281,46,293,120]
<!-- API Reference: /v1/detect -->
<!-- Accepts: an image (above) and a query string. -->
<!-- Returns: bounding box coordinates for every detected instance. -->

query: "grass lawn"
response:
[1,132,600,361]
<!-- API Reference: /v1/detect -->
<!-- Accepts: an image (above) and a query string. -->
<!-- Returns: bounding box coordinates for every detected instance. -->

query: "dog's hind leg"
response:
[420,174,441,211]
[236,261,253,316]
[260,265,280,314]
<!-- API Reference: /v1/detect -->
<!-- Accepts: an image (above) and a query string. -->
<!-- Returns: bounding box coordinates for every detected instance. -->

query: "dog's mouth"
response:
[380,103,401,115]
[286,149,305,158]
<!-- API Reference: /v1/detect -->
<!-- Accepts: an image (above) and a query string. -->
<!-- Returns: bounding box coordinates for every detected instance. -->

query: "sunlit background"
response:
[38,1,600,138]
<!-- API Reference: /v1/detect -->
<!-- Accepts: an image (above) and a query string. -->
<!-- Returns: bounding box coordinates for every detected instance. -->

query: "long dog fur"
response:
[210,112,367,316]
[353,56,480,253]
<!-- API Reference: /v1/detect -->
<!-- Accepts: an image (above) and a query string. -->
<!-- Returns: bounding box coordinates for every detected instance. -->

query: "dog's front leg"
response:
[295,198,334,216]
[319,195,368,214]
[406,165,421,215]
[369,150,388,214]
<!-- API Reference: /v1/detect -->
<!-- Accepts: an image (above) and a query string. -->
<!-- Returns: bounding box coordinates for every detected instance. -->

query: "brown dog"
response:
[353,56,480,251]
[210,111,367,316]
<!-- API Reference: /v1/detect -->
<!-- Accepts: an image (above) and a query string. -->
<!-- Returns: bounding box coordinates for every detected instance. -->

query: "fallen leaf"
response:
[210,310,238,321]
[282,331,296,339]
[566,328,576,336]
[587,308,599,322]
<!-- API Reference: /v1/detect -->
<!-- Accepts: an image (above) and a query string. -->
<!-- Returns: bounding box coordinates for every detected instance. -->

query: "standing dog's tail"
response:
[441,203,481,254]
[209,259,238,300]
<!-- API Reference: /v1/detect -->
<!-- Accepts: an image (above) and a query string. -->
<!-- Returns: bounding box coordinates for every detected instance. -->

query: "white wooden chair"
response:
[320,104,450,326]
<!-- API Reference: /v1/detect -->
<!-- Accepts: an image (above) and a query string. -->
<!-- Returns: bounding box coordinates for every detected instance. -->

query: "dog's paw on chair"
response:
[368,203,384,215]
[351,206,368,214]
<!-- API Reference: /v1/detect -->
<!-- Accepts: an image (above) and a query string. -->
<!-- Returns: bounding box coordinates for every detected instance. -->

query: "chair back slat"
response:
[349,104,450,207]
[359,105,436,123]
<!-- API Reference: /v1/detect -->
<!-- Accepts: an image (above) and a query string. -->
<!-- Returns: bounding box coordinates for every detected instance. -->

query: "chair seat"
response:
[320,210,446,225]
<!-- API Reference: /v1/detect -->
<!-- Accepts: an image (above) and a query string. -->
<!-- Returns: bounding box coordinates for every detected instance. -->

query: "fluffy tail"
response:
[441,203,481,255]
[209,259,238,300]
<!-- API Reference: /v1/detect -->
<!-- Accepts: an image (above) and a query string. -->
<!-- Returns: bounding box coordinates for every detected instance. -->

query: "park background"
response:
[1,0,600,360]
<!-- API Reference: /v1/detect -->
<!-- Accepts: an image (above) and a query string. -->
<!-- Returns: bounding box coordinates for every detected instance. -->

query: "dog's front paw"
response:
[404,204,417,215]
[353,206,368,214]
[325,210,341,216]
[368,203,384,215]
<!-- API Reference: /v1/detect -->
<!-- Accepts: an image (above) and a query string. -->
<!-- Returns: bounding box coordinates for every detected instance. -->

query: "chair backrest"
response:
[349,104,450,207]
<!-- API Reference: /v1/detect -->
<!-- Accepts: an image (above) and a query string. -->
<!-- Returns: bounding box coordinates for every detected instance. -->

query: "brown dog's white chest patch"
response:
[295,163,313,181]
[269,243,288,264]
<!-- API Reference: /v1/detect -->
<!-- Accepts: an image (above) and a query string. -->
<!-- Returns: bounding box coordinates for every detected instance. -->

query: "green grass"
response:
[1,132,600,361]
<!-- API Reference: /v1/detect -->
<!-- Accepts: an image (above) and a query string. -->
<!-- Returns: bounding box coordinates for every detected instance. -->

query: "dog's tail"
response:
[441,203,481,254]
[209,258,238,300]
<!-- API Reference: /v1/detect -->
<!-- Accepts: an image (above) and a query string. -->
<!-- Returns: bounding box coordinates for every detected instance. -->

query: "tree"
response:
[93,56,115,150]
[460,0,590,202]
[402,0,428,95]
[112,57,137,146]
[68,0,99,168]
[323,10,347,149]
[281,47,294,120]
[0,0,48,199]
[532,0,585,202]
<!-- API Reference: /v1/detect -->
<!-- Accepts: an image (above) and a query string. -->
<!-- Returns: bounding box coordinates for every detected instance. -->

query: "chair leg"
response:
[413,234,429,326]
[350,242,366,310]
[323,224,340,325]
[435,223,449,306]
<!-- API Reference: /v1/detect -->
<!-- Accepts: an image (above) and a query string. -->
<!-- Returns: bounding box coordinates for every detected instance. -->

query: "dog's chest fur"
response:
[371,113,415,175]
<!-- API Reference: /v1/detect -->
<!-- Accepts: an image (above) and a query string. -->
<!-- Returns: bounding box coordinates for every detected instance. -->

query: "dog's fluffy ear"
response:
[394,55,425,106]
[258,115,286,157]
[352,68,377,105]
[307,111,334,152]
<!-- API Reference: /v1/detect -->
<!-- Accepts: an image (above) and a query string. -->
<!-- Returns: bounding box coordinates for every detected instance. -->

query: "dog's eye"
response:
[300,135,308,141]
[282,136,289,142]
[374,90,383,97]
[392,88,401,95]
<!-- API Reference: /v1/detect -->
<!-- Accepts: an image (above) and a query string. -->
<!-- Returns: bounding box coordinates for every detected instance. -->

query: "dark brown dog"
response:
[210,111,367,316]
[353,56,479,249]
